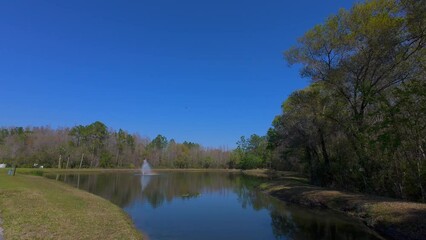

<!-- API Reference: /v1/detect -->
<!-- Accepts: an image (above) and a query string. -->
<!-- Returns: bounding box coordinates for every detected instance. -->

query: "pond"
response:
[45,171,382,240]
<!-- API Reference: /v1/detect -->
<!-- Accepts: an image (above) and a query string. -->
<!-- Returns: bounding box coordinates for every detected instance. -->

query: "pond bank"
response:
[0,170,142,239]
[243,169,426,240]
[0,216,3,240]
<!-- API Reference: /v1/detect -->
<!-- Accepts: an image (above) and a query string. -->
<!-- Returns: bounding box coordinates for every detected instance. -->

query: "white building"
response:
[0,164,6,168]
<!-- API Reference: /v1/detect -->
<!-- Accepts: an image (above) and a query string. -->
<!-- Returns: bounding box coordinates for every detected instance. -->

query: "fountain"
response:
[141,159,153,175]
[140,159,154,192]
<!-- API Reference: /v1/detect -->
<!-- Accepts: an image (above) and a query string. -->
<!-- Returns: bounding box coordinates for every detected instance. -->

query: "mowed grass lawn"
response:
[0,169,142,240]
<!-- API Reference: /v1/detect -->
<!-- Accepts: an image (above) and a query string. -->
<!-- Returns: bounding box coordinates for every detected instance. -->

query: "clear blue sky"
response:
[0,0,358,148]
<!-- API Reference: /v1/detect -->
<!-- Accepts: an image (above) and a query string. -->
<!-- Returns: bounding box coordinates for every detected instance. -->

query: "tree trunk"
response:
[418,144,425,202]
[79,153,84,169]
[66,155,70,169]
[318,128,331,185]
[58,154,62,169]
[305,147,314,183]
[417,161,425,202]
[116,150,120,167]
[90,153,94,168]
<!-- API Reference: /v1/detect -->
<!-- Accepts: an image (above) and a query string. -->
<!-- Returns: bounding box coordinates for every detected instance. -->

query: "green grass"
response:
[0,169,142,240]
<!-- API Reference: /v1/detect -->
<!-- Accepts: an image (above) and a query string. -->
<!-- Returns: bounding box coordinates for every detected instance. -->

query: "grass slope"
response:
[243,169,426,240]
[0,170,142,240]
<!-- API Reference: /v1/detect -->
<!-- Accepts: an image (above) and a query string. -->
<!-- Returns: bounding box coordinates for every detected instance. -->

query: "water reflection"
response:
[46,172,381,240]
[140,175,152,192]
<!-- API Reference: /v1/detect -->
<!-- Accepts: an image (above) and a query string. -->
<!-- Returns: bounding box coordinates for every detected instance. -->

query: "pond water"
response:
[45,171,381,240]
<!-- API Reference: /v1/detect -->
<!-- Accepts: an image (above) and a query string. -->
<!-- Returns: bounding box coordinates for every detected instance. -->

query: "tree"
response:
[283,0,425,195]
[149,134,168,150]
[85,121,108,167]
[234,134,270,169]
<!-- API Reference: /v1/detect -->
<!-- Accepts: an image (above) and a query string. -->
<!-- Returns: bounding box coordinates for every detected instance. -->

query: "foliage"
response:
[232,135,270,169]
[0,122,230,170]
[268,0,426,201]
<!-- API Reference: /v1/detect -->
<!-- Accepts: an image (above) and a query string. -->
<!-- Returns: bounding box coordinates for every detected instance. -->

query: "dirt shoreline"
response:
[243,169,426,240]
[0,216,3,240]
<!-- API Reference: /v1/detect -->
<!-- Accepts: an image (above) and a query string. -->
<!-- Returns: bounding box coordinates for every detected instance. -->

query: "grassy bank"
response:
[0,169,142,240]
[243,170,426,240]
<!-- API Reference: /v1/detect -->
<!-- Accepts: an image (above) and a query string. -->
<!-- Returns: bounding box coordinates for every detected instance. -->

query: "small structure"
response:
[0,164,6,168]
[7,166,16,176]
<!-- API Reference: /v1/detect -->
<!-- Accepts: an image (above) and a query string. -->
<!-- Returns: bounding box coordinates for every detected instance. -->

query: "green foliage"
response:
[149,134,168,150]
[0,122,231,170]
[174,156,189,169]
[233,134,270,169]
[271,0,426,201]
[202,156,213,168]
[239,153,263,170]
[99,151,113,168]
[183,141,200,149]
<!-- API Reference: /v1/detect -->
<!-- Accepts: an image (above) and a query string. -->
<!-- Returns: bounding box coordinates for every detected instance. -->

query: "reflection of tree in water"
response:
[270,211,297,239]
[232,176,379,240]
[51,172,245,208]
[140,172,240,208]
[51,172,379,240]
[50,173,143,207]
[268,207,379,240]
[233,175,268,210]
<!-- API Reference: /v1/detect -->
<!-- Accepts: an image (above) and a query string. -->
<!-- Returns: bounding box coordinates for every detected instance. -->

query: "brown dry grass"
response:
[244,169,426,240]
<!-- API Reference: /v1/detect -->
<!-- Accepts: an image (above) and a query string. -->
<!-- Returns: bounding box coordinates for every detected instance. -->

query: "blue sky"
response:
[0,0,358,148]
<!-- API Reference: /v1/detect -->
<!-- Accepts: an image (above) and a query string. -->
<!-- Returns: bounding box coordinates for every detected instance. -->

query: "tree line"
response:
[0,121,230,169]
[0,122,271,171]
[262,0,425,202]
